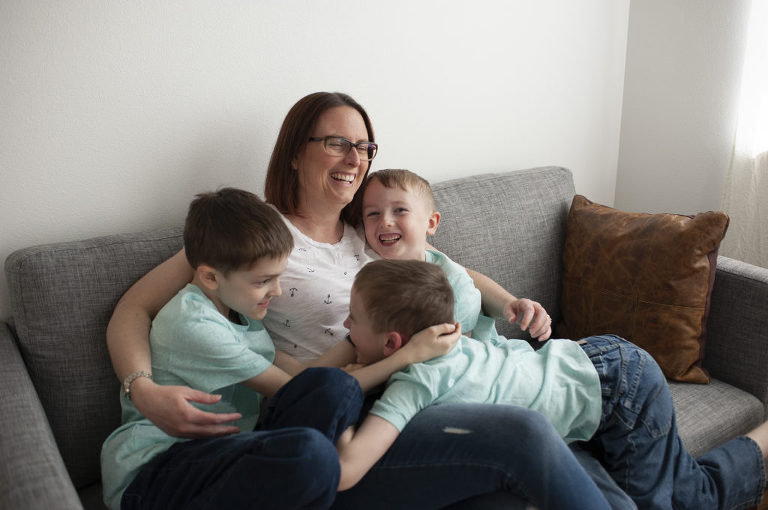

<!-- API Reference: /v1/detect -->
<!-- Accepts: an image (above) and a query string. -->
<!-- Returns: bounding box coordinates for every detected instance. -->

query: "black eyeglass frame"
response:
[308,136,379,161]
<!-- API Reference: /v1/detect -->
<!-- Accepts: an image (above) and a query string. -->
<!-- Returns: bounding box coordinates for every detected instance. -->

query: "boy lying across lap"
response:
[346,170,768,510]
[100,188,458,510]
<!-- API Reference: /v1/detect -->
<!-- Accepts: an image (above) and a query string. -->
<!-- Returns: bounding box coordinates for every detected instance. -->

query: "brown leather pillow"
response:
[557,195,729,383]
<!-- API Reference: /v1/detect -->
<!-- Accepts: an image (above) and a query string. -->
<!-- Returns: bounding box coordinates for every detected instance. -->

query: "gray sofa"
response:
[2,166,767,509]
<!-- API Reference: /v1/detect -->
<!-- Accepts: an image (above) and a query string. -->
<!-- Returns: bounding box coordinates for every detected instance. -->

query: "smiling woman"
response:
[106,91,627,510]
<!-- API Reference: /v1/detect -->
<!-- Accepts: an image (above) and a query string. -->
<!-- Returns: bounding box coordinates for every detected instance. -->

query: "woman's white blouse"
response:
[262,211,379,362]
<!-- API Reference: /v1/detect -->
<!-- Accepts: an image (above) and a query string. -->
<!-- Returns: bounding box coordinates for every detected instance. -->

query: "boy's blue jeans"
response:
[335,402,625,509]
[120,367,363,510]
[582,334,766,510]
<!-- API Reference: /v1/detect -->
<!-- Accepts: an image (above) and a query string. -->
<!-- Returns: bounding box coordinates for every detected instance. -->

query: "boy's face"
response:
[216,255,288,320]
[362,179,439,261]
[343,287,389,364]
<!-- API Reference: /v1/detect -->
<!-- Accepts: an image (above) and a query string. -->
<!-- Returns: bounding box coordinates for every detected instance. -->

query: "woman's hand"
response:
[402,322,462,364]
[503,298,552,342]
[130,378,242,438]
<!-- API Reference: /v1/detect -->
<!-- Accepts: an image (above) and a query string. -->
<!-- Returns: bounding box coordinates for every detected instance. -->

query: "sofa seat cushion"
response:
[670,377,764,458]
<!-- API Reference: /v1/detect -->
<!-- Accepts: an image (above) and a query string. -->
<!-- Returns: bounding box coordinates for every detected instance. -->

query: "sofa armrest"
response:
[0,321,84,510]
[703,256,768,411]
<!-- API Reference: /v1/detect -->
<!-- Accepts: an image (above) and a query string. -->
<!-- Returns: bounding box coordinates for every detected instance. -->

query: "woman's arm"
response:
[107,249,242,437]
[466,267,552,341]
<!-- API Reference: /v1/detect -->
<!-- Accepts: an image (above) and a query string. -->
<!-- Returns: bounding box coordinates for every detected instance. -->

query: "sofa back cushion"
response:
[430,167,574,339]
[5,227,183,489]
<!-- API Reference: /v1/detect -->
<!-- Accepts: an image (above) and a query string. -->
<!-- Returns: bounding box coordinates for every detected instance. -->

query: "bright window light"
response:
[735,0,768,158]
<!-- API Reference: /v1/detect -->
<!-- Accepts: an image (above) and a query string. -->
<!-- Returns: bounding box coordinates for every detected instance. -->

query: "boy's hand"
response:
[130,378,242,438]
[504,298,552,342]
[403,322,461,363]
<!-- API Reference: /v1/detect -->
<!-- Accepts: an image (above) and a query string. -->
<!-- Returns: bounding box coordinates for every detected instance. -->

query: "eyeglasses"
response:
[308,136,378,161]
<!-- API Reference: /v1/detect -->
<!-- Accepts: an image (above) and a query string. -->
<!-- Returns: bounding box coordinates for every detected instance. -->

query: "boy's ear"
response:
[383,331,406,356]
[426,210,441,236]
[196,265,220,291]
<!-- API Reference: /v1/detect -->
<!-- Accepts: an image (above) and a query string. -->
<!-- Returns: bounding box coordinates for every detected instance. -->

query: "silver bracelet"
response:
[122,370,153,400]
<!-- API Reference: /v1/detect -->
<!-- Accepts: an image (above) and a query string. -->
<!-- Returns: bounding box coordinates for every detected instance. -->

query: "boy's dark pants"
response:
[121,367,362,510]
[583,335,766,510]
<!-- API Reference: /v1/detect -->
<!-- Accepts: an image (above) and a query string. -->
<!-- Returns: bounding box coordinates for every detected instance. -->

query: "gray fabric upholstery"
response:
[670,378,764,458]
[4,227,183,492]
[0,321,83,509]
[704,256,768,407]
[431,167,574,339]
[1,167,766,510]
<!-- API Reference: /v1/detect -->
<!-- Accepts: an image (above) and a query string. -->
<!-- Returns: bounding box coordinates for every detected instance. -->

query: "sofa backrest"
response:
[5,227,183,489]
[3,166,575,490]
[430,167,575,339]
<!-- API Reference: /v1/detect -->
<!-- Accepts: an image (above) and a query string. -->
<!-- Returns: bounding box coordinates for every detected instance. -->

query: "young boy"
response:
[100,188,456,510]
[340,247,768,507]
[360,169,551,342]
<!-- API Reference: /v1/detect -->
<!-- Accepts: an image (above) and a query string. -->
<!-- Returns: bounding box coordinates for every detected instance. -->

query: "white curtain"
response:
[721,0,768,268]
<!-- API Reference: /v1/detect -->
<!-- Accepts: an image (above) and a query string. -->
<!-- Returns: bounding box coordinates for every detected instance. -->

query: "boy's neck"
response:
[191,275,233,321]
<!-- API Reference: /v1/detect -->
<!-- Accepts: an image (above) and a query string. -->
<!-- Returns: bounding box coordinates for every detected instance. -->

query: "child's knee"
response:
[506,407,562,445]
[262,428,340,501]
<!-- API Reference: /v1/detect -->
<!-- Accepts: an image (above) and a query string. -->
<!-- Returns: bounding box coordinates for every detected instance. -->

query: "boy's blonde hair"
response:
[184,188,293,274]
[353,259,454,340]
[364,169,436,212]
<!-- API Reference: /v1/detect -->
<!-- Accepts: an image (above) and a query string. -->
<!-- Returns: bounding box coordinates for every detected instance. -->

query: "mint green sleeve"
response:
[165,315,273,393]
[426,250,482,334]
[369,366,440,431]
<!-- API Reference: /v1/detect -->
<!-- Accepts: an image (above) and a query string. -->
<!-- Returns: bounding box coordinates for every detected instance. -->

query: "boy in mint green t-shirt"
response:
[100,188,457,510]
[360,168,552,341]
[338,259,768,510]
[349,170,768,509]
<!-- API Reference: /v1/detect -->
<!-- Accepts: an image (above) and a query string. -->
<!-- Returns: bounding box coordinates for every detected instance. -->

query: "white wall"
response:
[0,1,630,320]
[615,0,752,215]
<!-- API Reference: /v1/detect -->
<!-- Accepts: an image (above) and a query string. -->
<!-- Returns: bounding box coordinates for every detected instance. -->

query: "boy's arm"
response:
[348,322,460,393]
[273,350,310,376]
[273,342,357,377]
[336,415,401,491]
[465,267,552,341]
[277,323,461,394]
[239,364,293,398]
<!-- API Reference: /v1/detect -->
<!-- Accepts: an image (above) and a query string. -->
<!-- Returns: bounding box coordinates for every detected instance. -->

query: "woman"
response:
[107,92,630,509]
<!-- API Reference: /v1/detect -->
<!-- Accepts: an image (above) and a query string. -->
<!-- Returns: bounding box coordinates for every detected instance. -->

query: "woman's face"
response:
[293,106,371,213]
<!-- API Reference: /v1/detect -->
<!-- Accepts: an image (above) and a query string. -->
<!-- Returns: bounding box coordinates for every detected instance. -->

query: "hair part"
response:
[264,92,375,226]
[184,187,293,274]
[353,259,454,340]
[363,169,436,212]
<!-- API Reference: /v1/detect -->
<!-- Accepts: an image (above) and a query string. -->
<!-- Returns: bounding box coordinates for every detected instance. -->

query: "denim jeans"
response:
[582,335,767,510]
[121,367,362,510]
[333,401,616,510]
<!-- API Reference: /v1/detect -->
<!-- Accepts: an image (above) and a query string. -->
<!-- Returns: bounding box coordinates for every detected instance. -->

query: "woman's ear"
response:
[383,331,406,356]
[426,211,441,236]
[195,265,220,291]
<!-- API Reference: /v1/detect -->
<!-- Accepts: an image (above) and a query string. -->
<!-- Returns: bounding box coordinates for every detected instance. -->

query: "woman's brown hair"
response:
[264,92,375,226]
